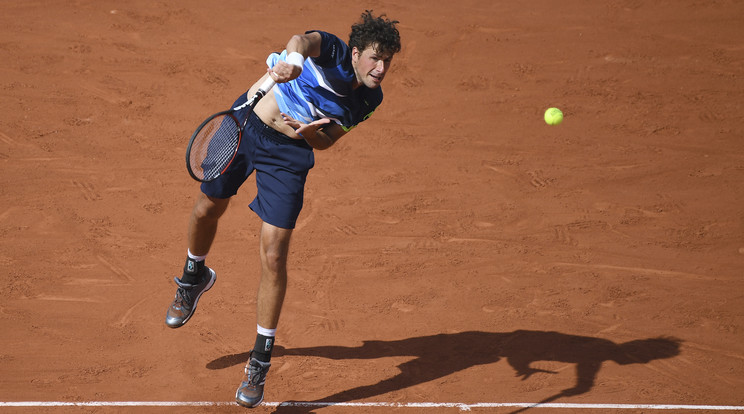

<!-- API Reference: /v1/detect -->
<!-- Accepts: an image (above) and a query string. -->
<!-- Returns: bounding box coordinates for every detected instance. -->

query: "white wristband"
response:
[286,51,305,69]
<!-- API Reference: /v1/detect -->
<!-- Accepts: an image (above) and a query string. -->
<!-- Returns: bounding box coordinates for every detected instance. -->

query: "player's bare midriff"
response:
[250,74,303,140]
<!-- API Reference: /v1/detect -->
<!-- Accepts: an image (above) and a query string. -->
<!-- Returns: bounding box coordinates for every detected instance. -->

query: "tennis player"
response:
[164,10,401,408]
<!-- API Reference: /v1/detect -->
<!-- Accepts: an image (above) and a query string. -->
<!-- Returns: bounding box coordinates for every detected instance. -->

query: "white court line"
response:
[1,401,744,411]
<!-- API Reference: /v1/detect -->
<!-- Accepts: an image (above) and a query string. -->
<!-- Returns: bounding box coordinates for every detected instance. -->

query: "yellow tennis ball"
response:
[544,107,563,125]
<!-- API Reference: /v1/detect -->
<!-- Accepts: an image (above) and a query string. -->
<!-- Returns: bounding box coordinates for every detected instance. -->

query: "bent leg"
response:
[188,192,230,256]
[165,192,228,328]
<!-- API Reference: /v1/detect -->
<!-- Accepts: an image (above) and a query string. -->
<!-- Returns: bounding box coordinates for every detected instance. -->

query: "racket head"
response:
[186,110,242,182]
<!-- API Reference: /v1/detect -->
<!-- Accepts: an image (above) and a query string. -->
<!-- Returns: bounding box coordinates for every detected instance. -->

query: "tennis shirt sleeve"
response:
[266,30,383,132]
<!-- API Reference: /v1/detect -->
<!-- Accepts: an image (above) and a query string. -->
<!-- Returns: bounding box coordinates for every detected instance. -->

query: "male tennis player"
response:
[164,11,401,408]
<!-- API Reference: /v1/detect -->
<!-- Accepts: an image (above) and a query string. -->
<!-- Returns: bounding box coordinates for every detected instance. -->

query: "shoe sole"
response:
[166,268,216,329]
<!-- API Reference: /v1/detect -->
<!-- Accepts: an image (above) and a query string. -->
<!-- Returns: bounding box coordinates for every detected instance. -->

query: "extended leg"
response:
[236,221,293,408]
[256,221,293,330]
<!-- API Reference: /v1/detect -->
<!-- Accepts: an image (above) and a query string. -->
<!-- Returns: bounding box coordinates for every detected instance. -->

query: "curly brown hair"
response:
[348,10,401,56]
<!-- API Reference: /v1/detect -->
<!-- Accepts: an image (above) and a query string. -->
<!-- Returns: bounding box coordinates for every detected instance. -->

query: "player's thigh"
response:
[251,165,307,230]
[250,140,314,229]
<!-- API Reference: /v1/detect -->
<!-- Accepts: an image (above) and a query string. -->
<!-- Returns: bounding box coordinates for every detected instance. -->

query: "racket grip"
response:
[258,77,276,94]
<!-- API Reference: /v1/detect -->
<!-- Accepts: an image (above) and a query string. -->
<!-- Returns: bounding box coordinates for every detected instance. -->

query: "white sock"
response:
[257,324,277,337]
[187,249,207,262]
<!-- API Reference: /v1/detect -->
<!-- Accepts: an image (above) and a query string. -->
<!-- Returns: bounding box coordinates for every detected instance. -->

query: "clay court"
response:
[1,0,743,412]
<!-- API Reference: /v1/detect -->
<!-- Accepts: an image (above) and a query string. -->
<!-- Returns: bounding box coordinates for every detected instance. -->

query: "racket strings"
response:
[189,115,240,181]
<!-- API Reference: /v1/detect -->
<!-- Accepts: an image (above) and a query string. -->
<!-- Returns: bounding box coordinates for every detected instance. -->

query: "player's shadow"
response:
[207,330,681,413]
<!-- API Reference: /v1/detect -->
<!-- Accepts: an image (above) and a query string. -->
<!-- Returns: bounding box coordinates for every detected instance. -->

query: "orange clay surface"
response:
[1,1,743,413]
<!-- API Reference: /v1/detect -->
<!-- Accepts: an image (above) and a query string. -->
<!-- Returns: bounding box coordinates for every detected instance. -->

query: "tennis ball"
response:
[544,107,563,125]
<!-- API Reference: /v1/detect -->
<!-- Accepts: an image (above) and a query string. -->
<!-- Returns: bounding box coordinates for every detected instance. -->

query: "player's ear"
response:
[351,47,360,63]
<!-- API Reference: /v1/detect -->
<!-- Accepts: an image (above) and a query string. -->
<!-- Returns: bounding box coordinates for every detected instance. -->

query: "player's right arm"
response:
[267,32,322,83]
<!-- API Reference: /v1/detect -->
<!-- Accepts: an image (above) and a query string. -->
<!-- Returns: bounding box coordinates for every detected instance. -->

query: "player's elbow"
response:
[289,32,322,58]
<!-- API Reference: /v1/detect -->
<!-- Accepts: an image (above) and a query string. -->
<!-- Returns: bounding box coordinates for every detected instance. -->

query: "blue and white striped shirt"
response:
[267,31,382,132]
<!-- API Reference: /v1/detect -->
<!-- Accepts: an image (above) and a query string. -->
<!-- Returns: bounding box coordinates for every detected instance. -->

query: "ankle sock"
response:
[181,256,205,285]
[252,327,276,362]
[187,249,207,262]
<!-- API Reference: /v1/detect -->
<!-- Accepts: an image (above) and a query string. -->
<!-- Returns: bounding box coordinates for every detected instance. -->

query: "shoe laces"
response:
[173,278,196,307]
[245,360,269,386]
[175,289,192,307]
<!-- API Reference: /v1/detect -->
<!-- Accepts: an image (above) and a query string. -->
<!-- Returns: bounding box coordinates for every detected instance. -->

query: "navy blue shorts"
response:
[200,92,315,229]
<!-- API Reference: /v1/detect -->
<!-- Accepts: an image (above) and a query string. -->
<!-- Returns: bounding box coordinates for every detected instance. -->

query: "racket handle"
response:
[258,77,276,94]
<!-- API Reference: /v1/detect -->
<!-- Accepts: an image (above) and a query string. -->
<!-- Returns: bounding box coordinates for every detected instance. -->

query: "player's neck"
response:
[351,77,362,90]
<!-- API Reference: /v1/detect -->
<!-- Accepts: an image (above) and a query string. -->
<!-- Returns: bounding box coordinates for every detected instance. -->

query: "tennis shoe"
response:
[235,356,271,408]
[165,267,216,328]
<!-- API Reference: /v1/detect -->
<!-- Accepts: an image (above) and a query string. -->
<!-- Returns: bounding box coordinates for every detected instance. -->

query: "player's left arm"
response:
[281,113,348,150]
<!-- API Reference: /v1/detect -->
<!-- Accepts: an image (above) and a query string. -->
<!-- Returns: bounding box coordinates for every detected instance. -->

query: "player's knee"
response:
[193,194,229,220]
[262,248,288,275]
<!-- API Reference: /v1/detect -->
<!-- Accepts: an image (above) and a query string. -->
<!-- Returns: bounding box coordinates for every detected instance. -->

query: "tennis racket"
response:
[185,77,276,182]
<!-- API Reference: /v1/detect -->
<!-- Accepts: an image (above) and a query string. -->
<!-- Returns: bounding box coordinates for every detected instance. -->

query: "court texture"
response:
[1,1,742,412]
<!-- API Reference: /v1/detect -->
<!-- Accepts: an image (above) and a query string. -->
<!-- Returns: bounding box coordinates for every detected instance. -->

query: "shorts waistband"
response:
[247,111,312,149]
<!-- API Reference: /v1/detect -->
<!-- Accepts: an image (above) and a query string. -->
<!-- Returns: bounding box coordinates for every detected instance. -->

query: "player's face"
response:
[352,44,394,89]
